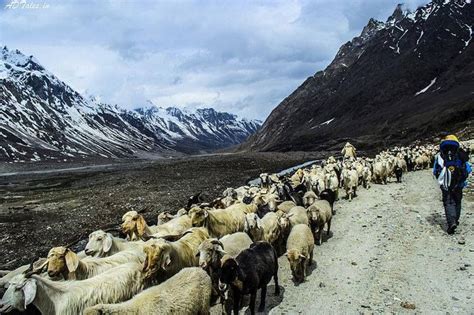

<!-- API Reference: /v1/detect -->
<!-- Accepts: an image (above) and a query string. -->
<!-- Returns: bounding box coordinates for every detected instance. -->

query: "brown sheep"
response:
[285,224,314,283]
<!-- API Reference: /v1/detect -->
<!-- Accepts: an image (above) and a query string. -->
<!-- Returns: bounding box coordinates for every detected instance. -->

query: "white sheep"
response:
[285,224,314,283]
[121,210,192,240]
[372,160,388,184]
[0,263,144,315]
[83,267,212,315]
[307,200,332,245]
[188,206,246,238]
[286,206,309,227]
[84,230,145,257]
[197,232,252,270]
[42,246,144,280]
[151,214,192,238]
[342,168,358,201]
[361,165,372,189]
[325,171,339,199]
[277,201,297,213]
[142,227,209,283]
[243,212,280,244]
[302,191,317,207]
[157,209,187,225]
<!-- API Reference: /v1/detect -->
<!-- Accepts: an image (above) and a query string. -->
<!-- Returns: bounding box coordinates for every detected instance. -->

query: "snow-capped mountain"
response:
[0,47,261,161]
[132,105,261,153]
[244,0,474,152]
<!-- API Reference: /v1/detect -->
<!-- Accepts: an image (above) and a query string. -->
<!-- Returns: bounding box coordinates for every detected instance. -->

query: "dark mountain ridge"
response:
[243,0,474,152]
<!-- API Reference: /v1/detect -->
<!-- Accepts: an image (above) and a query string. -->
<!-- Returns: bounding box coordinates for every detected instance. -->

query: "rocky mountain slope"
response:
[244,0,474,152]
[0,47,260,161]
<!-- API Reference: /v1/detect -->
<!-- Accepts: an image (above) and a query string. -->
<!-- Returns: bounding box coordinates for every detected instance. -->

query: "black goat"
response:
[219,241,280,315]
[186,192,205,209]
[394,166,403,183]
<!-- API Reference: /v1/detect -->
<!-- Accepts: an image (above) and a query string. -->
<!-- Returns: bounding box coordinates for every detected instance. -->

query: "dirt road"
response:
[213,170,474,314]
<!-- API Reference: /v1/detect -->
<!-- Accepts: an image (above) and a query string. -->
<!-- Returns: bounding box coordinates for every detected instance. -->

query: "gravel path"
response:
[213,170,474,314]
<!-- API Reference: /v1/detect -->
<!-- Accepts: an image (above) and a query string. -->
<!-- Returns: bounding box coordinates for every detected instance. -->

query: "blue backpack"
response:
[439,143,468,190]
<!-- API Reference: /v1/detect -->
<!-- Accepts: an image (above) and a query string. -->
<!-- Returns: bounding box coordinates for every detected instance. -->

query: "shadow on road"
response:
[425,212,446,232]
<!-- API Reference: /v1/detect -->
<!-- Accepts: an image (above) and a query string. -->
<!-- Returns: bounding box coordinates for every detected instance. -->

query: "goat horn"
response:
[210,239,224,249]
[140,234,156,242]
[24,258,46,278]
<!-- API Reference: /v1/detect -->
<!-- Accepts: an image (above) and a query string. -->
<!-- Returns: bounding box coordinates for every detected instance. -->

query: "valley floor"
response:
[0,152,324,269]
[212,170,474,314]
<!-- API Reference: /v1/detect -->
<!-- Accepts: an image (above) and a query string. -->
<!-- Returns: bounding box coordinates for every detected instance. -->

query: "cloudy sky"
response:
[0,0,428,120]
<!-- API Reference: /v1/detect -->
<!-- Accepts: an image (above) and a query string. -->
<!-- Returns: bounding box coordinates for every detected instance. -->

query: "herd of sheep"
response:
[0,142,439,315]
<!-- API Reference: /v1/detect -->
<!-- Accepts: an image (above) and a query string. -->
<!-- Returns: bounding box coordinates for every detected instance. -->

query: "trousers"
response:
[441,188,463,227]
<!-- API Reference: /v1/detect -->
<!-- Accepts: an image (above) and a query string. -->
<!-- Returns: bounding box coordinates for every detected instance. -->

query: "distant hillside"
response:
[0,47,261,161]
[243,0,474,152]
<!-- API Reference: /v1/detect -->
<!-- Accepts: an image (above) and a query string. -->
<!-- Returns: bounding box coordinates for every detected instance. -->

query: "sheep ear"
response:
[203,210,209,218]
[103,234,113,253]
[244,217,249,232]
[284,252,288,256]
[65,249,79,273]
[256,217,263,229]
[136,215,147,237]
[22,279,37,307]
[299,254,307,260]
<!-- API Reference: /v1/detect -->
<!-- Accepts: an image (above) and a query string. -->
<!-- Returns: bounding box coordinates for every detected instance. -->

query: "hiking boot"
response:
[447,224,457,235]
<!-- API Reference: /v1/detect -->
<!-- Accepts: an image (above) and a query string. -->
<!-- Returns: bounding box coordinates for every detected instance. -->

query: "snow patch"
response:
[321,118,335,126]
[415,78,437,96]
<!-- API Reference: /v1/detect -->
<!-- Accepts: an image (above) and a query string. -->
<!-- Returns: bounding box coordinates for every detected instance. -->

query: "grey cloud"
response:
[0,0,429,120]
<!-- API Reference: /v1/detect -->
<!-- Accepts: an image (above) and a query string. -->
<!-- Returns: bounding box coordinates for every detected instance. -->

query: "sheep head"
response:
[188,207,209,227]
[264,194,280,211]
[302,191,317,208]
[157,212,174,225]
[219,257,240,289]
[278,213,292,231]
[0,274,36,312]
[121,211,148,240]
[84,230,113,257]
[306,205,320,224]
[196,239,225,270]
[46,247,79,279]
[142,241,171,280]
[244,213,263,232]
[285,249,307,283]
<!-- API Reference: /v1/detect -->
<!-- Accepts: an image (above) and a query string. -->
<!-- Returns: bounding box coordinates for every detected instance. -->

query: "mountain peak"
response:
[361,18,385,38]
[1,46,44,71]
[387,3,409,25]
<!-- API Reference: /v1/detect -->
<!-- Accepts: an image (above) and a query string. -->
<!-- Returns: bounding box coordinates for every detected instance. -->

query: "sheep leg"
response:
[258,285,267,312]
[249,290,257,315]
[233,290,241,315]
[327,219,331,236]
[274,270,280,295]
[318,227,323,245]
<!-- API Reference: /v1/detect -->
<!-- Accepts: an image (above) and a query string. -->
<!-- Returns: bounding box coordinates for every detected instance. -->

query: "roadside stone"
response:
[400,302,416,309]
